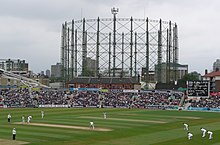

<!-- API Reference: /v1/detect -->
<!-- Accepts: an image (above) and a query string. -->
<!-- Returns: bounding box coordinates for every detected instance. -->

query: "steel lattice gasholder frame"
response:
[61,17,178,83]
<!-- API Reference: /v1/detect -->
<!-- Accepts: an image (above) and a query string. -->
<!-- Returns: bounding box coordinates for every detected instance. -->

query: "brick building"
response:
[203,71,220,92]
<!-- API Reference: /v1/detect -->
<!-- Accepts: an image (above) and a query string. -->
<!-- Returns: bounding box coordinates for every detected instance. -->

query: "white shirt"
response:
[28,116,32,120]
[188,133,193,137]
[90,122,94,125]
[8,114,11,119]
[201,128,206,132]
[184,123,188,127]
[208,131,213,135]
[12,129,16,135]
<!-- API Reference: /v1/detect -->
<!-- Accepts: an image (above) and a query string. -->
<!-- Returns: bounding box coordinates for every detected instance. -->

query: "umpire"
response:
[12,128,16,140]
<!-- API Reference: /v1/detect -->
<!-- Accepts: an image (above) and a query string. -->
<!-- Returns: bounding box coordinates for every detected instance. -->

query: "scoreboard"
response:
[187,81,209,97]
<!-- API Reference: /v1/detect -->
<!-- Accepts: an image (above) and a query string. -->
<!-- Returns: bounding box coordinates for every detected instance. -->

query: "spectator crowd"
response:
[0,88,184,109]
[190,95,220,109]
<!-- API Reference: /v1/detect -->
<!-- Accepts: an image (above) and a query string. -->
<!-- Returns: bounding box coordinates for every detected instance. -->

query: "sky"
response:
[0,0,219,74]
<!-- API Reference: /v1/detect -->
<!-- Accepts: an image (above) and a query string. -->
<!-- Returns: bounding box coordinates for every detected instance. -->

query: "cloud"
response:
[0,0,219,74]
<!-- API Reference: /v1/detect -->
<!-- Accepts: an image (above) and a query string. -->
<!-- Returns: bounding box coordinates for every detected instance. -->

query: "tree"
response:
[178,71,201,83]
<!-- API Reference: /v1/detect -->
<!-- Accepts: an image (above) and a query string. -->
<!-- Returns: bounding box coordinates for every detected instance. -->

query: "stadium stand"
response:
[0,88,183,109]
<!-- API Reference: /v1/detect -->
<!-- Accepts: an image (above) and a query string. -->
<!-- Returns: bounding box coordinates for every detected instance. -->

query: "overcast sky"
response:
[0,0,219,74]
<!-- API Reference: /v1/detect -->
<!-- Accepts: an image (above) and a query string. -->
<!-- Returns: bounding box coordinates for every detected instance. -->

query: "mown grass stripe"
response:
[79,116,167,124]
[1,108,220,145]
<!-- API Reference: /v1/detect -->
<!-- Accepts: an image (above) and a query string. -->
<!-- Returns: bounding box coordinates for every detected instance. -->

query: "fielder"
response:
[183,123,189,131]
[27,116,32,124]
[22,116,25,124]
[103,112,106,119]
[187,132,193,140]
[41,111,44,119]
[8,113,11,123]
[200,128,207,138]
[89,121,95,129]
[207,131,213,140]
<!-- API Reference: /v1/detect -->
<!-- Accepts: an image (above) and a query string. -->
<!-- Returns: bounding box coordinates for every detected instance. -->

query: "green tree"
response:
[178,71,201,83]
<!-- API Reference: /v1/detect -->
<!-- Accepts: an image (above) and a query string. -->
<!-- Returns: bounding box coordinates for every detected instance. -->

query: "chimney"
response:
[205,69,208,74]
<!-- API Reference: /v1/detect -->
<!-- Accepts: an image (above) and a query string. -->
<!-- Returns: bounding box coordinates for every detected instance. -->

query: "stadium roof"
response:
[68,77,140,84]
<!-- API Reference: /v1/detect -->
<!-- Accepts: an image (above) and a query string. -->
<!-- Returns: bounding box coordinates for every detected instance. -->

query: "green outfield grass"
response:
[0,108,220,145]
